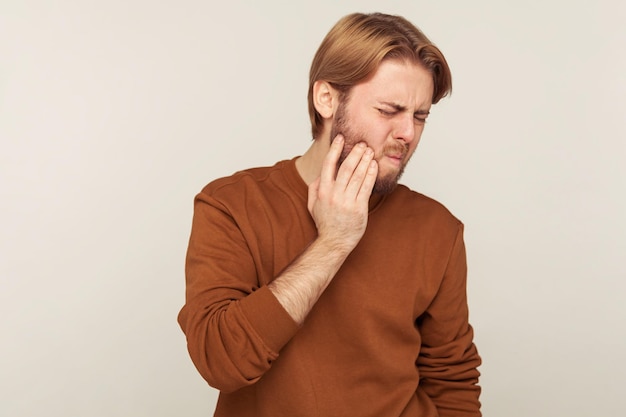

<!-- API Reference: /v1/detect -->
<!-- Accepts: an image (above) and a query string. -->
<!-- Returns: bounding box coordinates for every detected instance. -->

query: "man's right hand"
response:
[268,134,378,325]
[307,134,378,253]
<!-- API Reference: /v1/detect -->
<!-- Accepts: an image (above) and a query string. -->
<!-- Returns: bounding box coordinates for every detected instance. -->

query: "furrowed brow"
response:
[380,101,430,116]
[380,101,407,112]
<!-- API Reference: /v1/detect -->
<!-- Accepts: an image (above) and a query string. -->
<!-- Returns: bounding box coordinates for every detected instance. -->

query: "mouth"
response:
[384,153,405,166]
[382,141,409,163]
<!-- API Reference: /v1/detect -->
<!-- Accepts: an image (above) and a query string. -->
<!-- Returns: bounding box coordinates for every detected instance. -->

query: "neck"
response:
[295,134,331,185]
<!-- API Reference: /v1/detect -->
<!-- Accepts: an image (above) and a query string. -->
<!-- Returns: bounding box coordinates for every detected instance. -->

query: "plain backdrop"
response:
[1,0,625,416]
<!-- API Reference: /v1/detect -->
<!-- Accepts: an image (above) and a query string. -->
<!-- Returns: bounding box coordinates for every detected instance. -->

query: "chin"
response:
[373,176,400,195]
[372,165,406,194]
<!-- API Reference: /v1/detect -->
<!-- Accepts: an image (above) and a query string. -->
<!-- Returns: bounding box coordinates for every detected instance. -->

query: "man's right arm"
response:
[178,136,377,392]
[269,137,377,324]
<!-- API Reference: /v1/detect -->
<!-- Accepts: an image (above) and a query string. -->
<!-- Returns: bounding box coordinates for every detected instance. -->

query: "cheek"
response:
[412,125,426,146]
[404,137,421,160]
[364,122,393,147]
[352,113,403,150]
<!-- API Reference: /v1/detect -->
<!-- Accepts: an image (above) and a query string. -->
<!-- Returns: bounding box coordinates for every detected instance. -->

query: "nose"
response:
[394,113,416,143]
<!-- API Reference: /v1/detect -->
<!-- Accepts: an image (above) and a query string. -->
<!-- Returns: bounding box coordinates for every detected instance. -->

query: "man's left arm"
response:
[416,223,482,417]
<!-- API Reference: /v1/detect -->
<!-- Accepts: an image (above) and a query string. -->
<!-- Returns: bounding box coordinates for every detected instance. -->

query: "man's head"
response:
[308,13,451,193]
[308,12,452,140]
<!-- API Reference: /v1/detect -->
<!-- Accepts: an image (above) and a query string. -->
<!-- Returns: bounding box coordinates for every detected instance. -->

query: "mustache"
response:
[383,141,409,158]
[338,140,409,161]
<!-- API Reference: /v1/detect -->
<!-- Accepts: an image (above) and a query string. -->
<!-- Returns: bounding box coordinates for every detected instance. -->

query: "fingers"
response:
[307,177,320,213]
[334,141,366,190]
[357,159,378,204]
[317,133,376,202]
[343,145,374,197]
[319,135,344,188]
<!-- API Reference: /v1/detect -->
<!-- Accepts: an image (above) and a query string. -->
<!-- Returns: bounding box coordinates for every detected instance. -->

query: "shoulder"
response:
[201,161,286,194]
[195,159,298,204]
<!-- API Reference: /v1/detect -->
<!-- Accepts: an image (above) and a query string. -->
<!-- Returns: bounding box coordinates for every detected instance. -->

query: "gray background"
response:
[1,0,624,415]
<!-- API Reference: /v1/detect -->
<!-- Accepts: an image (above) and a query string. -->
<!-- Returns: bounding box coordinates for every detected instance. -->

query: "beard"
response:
[329,101,410,195]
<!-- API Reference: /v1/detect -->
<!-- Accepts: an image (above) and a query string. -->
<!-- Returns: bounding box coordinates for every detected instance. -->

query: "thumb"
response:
[307,177,321,213]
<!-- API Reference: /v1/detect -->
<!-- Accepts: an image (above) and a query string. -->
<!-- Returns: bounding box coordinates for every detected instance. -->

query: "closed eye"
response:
[377,106,429,124]
[377,108,397,116]
[414,114,427,124]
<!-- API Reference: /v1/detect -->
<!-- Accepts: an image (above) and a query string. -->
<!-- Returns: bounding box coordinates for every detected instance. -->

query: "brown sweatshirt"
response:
[178,157,481,417]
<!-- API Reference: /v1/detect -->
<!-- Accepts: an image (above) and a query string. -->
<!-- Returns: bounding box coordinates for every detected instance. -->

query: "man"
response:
[178,12,481,417]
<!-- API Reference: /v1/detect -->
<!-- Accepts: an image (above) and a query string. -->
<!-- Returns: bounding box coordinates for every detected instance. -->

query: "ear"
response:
[312,80,339,120]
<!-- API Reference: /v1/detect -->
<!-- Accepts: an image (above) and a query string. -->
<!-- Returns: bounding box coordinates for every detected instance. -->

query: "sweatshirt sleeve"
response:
[416,223,482,416]
[177,190,300,393]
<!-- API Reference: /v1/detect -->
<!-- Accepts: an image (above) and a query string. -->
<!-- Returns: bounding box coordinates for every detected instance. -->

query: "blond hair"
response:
[308,12,452,138]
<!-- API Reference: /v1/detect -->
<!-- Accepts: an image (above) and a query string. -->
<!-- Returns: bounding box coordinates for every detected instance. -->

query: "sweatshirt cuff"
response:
[239,285,300,354]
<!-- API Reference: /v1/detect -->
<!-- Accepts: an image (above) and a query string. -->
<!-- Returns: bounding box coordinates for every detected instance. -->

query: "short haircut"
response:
[308,12,452,139]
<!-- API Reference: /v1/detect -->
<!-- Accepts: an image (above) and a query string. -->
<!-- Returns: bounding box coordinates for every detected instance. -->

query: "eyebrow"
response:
[379,101,430,116]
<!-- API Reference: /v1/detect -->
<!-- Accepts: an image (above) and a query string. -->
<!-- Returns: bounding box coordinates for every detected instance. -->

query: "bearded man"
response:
[178,12,482,417]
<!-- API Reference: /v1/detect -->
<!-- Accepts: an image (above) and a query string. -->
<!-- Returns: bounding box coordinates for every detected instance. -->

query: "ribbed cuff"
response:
[239,285,300,354]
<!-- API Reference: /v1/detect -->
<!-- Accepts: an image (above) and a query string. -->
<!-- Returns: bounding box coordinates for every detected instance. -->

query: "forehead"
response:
[349,59,434,109]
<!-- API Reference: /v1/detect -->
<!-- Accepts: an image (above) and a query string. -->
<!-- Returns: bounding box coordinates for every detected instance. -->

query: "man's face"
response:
[329,59,434,194]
